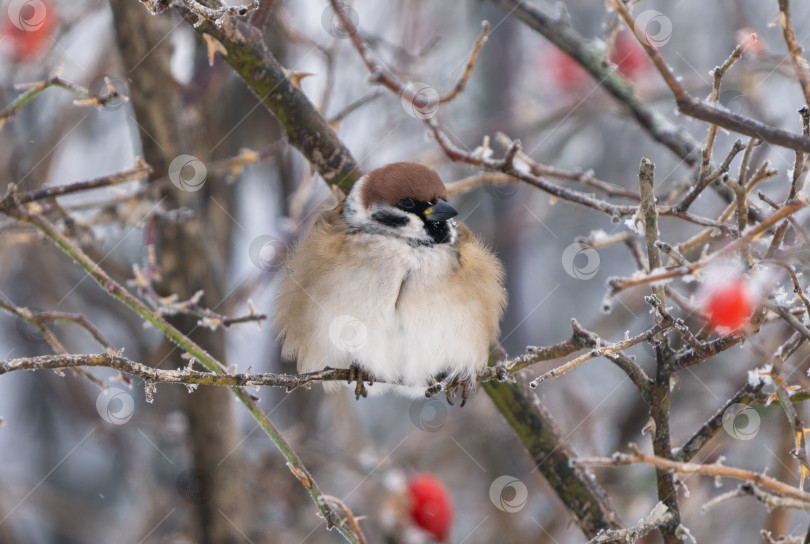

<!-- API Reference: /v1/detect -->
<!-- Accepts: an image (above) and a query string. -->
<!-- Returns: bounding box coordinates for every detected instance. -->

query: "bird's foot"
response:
[445,375,473,407]
[348,363,374,400]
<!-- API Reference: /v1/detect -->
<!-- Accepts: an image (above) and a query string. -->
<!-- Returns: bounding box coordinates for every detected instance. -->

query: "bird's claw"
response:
[444,376,472,407]
[348,364,374,400]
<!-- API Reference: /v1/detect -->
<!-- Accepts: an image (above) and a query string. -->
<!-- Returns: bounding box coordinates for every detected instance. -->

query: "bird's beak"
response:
[424,201,458,222]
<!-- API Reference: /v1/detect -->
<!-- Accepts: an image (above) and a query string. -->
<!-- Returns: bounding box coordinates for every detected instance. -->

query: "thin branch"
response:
[488,0,702,164]
[730,137,760,232]
[437,21,490,103]
[0,297,114,351]
[0,353,355,390]
[0,296,109,388]
[0,72,129,129]
[12,160,152,204]
[430,121,637,217]
[483,318,653,395]
[609,200,807,295]
[696,41,746,184]
[574,443,810,504]
[327,91,384,126]
[639,159,665,304]
[328,0,489,108]
[587,502,673,544]
[445,172,513,196]
[530,314,675,387]
[703,483,810,513]
[769,303,810,343]
[610,0,810,154]
[680,140,746,213]
[131,222,267,330]
[761,260,810,318]
[674,382,766,462]
[777,0,810,106]
[676,163,777,257]
[494,132,640,201]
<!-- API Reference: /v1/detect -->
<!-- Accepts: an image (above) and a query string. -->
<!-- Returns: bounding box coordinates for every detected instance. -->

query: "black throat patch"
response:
[424,220,453,245]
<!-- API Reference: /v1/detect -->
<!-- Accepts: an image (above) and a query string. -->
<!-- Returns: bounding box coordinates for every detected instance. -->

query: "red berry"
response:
[611,31,651,82]
[545,47,590,92]
[407,473,453,542]
[1,0,56,61]
[703,276,754,332]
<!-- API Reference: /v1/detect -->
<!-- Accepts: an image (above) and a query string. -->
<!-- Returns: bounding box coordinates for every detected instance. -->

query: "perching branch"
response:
[0,352,354,389]
[0,321,648,392]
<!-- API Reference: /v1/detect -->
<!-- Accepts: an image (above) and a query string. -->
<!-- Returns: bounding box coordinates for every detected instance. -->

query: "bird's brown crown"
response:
[358,162,448,208]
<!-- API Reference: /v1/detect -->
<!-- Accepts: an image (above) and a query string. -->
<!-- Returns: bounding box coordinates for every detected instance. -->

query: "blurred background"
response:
[1,0,810,542]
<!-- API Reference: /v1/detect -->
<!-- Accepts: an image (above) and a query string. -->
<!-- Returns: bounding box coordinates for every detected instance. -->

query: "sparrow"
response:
[273,162,506,403]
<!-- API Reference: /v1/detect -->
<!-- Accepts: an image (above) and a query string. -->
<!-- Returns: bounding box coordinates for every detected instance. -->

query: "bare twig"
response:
[777,0,810,106]
[610,0,810,153]
[12,160,152,204]
[674,382,766,462]
[574,443,810,504]
[761,260,810,318]
[587,502,673,544]
[769,303,810,343]
[703,483,810,513]
[680,140,746,213]
[609,200,807,295]
[530,315,675,387]
[494,133,640,201]
[489,0,702,164]
[329,0,489,108]
[0,72,129,129]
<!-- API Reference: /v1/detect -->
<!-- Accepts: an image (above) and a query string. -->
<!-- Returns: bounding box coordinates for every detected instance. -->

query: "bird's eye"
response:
[399,198,415,209]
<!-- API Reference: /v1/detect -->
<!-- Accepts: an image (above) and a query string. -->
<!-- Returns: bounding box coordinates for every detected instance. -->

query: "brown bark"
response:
[109,3,249,542]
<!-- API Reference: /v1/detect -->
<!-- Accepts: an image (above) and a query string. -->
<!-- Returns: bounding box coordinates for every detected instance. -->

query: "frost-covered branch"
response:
[587,502,674,544]
[574,443,810,504]
[609,0,810,153]
[0,71,129,129]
